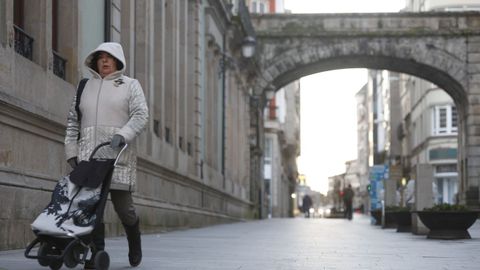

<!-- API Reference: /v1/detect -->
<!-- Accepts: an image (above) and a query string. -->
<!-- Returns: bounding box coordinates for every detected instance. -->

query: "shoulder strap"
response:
[75,78,88,140]
[75,78,88,123]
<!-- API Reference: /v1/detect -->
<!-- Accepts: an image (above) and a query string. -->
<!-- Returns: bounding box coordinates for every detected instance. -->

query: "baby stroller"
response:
[25,142,127,270]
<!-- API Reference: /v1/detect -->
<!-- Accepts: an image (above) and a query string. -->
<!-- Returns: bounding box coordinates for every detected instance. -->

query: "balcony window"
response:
[13,25,33,60]
[52,50,66,80]
[13,0,33,60]
[165,127,171,144]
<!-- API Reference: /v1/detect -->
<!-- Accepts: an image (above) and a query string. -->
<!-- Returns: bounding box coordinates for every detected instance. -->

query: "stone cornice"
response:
[206,0,233,33]
[0,95,65,142]
[252,12,480,37]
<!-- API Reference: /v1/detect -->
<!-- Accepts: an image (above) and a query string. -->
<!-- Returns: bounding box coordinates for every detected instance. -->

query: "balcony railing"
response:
[13,25,33,60]
[53,50,67,80]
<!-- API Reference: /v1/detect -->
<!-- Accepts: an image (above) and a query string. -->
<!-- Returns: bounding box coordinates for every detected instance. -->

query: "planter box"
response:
[391,211,412,233]
[416,211,479,240]
[383,211,397,229]
[370,209,398,228]
[370,209,381,225]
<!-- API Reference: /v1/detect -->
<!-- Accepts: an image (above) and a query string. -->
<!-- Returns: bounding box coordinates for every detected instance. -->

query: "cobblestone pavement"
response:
[1,214,479,270]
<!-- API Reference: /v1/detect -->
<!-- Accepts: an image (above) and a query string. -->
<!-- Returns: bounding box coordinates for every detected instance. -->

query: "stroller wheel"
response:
[64,244,82,268]
[37,242,52,266]
[49,259,63,270]
[94,250,110,270]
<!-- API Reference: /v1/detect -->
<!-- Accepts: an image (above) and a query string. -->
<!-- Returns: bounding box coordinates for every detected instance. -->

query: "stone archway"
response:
[251,12,480,206]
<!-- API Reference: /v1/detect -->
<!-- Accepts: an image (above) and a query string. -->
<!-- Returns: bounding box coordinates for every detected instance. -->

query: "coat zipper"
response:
[94,80,103,145]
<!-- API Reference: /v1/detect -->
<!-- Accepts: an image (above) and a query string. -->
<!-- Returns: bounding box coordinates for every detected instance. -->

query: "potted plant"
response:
[416,204,479,240]
[383,206,400,229]
[388,206,412,232]
[370,207,401,228]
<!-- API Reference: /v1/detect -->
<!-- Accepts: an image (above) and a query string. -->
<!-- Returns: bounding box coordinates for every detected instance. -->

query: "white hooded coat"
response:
[65,42,149,191]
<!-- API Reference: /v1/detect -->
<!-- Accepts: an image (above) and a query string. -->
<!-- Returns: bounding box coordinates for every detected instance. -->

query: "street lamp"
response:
[241,36,256,58]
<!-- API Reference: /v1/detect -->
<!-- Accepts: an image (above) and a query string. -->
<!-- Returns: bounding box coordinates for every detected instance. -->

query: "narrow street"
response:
[1,214,479,270]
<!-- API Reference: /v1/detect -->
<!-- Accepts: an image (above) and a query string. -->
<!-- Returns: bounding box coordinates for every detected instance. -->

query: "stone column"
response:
[412,164,433,235]
[385,165,401,207]
[465,36,480,208]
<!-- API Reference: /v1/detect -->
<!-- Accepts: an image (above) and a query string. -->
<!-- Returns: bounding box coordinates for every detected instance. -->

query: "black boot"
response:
[84,223,105,269]
[123,218,142,267]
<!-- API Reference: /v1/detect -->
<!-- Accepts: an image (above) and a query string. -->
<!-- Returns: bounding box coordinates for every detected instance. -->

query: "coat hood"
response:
[84,42,126,77]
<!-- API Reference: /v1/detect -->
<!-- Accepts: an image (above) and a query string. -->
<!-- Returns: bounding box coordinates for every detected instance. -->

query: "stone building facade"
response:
[355,84,370,212]
[263,81,300,218]
[0,0,262,250]
[248,0,300,218]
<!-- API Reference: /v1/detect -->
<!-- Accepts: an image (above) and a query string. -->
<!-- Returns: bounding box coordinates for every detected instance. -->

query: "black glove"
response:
[110,134,126,150]
[67,157,78,169]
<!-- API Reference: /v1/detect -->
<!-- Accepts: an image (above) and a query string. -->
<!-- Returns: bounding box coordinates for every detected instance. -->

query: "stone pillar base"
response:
[465,187,479,209]
[411,213,428,235]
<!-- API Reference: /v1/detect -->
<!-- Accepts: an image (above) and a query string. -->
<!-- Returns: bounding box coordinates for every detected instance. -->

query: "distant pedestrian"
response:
[302,194,313,218]
[404,178,440,209]
[343,184,354,220]
[405,179,415,210]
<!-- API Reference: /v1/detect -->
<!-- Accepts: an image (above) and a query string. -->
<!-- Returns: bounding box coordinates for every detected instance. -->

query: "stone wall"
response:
[251,12,480,207]
[0,0,255,251]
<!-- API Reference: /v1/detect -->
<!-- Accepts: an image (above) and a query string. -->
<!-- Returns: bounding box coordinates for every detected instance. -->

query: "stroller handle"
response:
[88,142,128,166]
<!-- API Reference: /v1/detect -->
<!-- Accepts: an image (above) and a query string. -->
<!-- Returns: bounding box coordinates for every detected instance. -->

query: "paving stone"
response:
[1,214,479,270]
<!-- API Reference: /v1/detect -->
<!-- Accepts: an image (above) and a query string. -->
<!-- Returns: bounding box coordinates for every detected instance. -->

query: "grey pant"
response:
[110,190,138,226]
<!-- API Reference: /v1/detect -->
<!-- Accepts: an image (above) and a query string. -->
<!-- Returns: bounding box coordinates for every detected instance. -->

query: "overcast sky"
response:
[283,0,406,194]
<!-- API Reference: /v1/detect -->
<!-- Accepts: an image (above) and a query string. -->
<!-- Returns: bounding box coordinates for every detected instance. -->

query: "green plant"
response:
[423,203,469,212]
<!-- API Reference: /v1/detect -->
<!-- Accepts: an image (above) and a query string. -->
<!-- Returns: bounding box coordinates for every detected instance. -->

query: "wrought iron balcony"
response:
[52,50,67,80]
[13,25,33,60]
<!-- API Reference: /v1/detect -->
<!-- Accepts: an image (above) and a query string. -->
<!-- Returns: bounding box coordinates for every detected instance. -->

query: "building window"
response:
[451,106,457,129]
[268,97,277,120]
[51,0,66,80]
[14,0,24,29]
[52,0,58,51]
[259,3,265,13]
[187,142,193,156]
[434,164,458,204]
[264,137,272,162]
[0,0,6,46]
[179,136,183,150]
[107,0,121,42]
[251,1,257,13]
[13,0,34,60]
[432,105,457,135]
[263,137,272,179]
[165,127,171,144]
[153,119,160,137]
